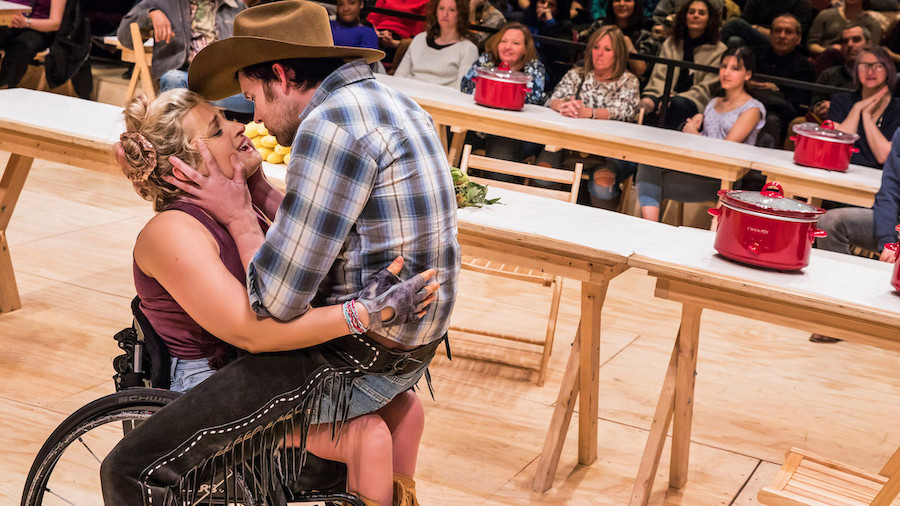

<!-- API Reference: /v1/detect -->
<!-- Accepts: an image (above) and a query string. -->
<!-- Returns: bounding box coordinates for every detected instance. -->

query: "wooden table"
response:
[625,226,900,505]
[0,89,122,312]
[748,147,882,208]
[375,74,750,193]
[0,0,29,26]
[449,187,682,492]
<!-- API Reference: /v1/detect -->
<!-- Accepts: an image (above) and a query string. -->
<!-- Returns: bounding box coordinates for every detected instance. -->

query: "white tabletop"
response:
[455,186,676,259]
[748,146,883,193]
[0,0,29,11]
[0,88,124,145]
[631,225,900,318]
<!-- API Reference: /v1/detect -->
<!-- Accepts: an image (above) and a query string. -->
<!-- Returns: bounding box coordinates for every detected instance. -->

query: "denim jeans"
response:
[159,69,255,114]
[816,206,878,254]
[636,164,720,208]
[169,357,216,394]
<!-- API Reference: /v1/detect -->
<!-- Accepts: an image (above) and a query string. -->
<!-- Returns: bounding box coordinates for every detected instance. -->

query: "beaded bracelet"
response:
[342,300,367,335]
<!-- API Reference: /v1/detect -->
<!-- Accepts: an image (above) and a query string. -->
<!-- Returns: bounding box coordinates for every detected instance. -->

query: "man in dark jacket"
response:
[720,0,813,48]
[749,14,815,142]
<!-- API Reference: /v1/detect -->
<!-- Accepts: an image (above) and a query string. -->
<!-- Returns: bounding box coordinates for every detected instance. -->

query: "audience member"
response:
[750,14,815,143]
[807,0,882,69]
[637,46,765,221]
[367,0,429,61]
[579,0,653,77]
[719,0,813,49]
[652,0,722,28]
[0,0,64,90]
[640,0,725,130]
[827,46,900,169]
[810,23,870,115]
[394,0,479,87]
[460,22,547,162]
[331,0,378,50]
[818,127,900,262]
[470,0,507,49]
[117,0,252,118]
[539,26,640,209]
[524,0,576,89]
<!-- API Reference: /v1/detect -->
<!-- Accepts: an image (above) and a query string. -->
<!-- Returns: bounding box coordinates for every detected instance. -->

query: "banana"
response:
[260,135,278,148]
[274,144,291,155]
[266,152,284,164]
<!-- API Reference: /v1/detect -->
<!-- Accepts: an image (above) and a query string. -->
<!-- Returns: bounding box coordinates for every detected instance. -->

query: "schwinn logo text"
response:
[747,227,770,234]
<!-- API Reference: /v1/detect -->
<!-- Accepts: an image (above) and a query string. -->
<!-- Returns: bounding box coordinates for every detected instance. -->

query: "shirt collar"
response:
[299,60,374,122]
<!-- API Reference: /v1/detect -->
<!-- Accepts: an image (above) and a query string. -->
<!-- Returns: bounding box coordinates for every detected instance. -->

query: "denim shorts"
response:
[308,360,429,425]
[169,357,216,394]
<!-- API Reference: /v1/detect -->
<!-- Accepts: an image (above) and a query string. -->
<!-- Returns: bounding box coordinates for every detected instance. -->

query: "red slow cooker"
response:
[472,63,530,111]
[791,122,859,172]
[885,225,900,292]
[708,182,827,271]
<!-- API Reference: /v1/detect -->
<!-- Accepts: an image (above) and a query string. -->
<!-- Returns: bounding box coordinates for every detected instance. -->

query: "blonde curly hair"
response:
[117,89,205,211]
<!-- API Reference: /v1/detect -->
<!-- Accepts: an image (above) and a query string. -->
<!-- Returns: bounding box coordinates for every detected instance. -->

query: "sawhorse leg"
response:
[532,280,609,492]
[630,303,702,505]
[0,154,35,313]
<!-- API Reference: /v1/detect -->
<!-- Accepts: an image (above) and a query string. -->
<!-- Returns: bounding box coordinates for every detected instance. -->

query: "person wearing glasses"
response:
[827,45,899,169]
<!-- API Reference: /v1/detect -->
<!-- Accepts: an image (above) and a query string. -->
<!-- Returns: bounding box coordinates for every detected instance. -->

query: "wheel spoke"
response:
[44,487,78,506]
[76,436,102,464]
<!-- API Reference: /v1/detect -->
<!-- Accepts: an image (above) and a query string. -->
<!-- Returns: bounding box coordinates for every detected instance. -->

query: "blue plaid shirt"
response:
[247,60,460,347]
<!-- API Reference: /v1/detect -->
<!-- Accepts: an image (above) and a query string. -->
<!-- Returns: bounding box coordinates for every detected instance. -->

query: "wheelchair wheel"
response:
[21,388,180,506]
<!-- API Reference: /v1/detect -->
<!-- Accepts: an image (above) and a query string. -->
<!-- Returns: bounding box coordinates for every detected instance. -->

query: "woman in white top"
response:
[393,0,479,87]
[637,46,766,221]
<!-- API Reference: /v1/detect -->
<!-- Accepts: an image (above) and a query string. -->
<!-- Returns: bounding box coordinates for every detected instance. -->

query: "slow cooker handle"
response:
[808,228,828,242]
[707,207,721,217]
[761,182,784,198]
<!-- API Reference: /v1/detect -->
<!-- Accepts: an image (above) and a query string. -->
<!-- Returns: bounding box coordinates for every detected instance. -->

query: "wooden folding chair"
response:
[758,446,900,505]
[123,22,155,101]
[451,144,582,386]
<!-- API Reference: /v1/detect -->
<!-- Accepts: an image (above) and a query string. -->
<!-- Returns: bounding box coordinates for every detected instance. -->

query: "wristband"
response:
[342,300,368,335]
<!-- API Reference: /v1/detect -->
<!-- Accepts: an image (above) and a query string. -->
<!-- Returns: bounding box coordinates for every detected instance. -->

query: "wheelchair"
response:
[21,297,365,506]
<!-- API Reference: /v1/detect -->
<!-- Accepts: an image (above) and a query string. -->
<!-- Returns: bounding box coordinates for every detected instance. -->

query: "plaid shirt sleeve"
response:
[246,118,378,320]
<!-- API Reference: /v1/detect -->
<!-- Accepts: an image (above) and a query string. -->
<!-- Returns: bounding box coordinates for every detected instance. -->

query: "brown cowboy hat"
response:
[188,0,384,100]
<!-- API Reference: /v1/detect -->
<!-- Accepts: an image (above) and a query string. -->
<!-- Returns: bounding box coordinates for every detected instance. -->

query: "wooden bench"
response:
[758,447,900,506]
[103,23,155,102]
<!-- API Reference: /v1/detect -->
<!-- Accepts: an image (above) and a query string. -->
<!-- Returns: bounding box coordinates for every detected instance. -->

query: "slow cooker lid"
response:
[720,183,825,220]
[792,122,859,144]
[475,65,530,84]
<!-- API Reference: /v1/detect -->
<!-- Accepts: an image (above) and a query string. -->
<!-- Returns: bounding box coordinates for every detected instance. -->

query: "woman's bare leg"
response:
[376,390,425,477]
[300,415,394,505]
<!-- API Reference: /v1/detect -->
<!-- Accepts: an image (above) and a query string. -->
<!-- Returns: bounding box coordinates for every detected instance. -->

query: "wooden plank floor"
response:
[2,149,900,505]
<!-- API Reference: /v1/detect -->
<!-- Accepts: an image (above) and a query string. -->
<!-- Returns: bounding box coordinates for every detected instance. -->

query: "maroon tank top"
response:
[133,200,269,369]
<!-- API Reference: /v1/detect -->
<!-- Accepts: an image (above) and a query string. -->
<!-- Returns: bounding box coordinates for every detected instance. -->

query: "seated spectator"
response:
[637,47,765,221]
[828,46,900,169]
[809,23,870,118]
[538,25,640,209]
[579,0,653,77]
[806,0,882,70]
[719,0,813,49]
[394,0,479,87]
[652,0,722,28]
[368,0,429,61]
[331,0,378,50]
[0,0,64,90]
[818,127,900,263]
[639,0,725,130]
[117,0,253,119]
[749,14,815,143]
[524,0,576,90]
[461,22,547,162]
[470,0,507,50]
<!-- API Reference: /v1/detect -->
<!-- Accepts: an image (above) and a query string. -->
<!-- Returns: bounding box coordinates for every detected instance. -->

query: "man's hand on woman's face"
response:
[164,139,253,227]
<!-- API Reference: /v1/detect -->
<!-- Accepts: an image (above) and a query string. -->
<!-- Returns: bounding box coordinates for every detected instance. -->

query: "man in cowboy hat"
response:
[99,1,459,505]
